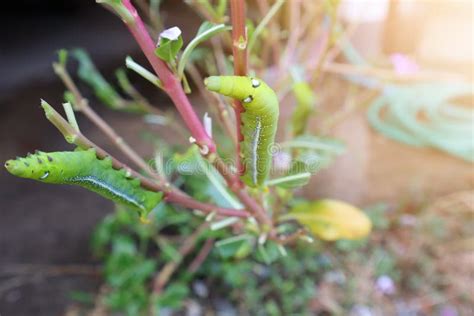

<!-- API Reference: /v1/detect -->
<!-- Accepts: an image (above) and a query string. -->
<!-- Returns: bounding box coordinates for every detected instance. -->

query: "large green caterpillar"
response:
[205,76,279,187]
[4,149,162,220]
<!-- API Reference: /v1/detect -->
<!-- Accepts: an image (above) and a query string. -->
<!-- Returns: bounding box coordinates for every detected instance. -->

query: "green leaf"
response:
[155,27,184,63]
[155,237,181,262]
[291,81,317,136]
[91,215,117,255]
[125,56,163,89]
[173,146,242,209]
[71,49,128,110]
[255,241,281,265]
[287,199,372,241]
[57,49,68,67]
[68,291,95,304]
[154,283,189,309]
[265,172,311,189]
[281,135,345,153]
[281,135,346,171]
[177,23,231,79]
[215,235,254,259]
[267,155,322,188]
[97,0,134,23]
[216,0,228,17]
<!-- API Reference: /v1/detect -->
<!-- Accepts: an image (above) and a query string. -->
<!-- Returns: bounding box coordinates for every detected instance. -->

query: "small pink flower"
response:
[390,53,420,75]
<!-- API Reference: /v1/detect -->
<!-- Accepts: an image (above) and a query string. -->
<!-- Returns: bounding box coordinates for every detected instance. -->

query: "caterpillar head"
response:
[5,150,96,184]
[5,151,57,182]
[205,76,266,108]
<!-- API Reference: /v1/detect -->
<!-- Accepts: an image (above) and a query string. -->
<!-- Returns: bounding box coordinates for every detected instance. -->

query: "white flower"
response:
[159,26,182,41]
[375,275,396,295]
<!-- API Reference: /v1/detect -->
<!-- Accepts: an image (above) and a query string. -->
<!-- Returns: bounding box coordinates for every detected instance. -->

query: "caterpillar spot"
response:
[40,171,49,180]
[243,95,253,103]
[251,79,261,88]
[204,76,279,187]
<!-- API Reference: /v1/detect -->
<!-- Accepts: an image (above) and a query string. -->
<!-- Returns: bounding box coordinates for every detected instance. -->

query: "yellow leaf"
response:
[288,199,372,241]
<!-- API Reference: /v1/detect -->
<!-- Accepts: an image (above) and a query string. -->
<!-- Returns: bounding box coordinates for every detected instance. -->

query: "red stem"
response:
[121,0,215,153]
[187,238,214,273]
[165,191,249,218]
[230,0,248,177]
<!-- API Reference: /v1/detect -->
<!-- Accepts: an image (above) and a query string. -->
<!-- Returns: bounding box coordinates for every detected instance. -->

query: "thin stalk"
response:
[102,0,267,228]
[210,155,272,228]
[153,222,209,294]
[279,0,301,70]
[187,238,214,273]
[118,0,215,153]
[248,0,285,53]
[186,63,237,147]
[229,0,247,179]
[41,100,249,219]
[53,62,169,186]
[256,0,282,66]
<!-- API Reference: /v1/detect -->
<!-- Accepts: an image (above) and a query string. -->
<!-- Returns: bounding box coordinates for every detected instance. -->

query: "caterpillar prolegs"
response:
[4,149,163,220]
[205,76,279,187]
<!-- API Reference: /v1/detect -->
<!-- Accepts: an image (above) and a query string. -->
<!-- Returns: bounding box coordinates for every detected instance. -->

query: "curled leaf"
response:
[72,49,125,109]
[155,27,184,63]
[291,81,317,136]
[287,199,372,241]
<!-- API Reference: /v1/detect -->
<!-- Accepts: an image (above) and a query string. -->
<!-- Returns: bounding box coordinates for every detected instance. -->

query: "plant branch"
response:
[102,0,268,229]
[41,100,249,219]
[229,0,247,178]
[187,238,214,273]
[153,222,209,294]
[210,155,272,228]
[186,63,237,147]
[108,0,215,153]
[53,62,169,186]
[277,229,306,245]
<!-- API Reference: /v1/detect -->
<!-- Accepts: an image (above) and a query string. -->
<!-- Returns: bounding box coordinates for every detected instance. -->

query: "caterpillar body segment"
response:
[5,149,162,219]
[205,76,279,187]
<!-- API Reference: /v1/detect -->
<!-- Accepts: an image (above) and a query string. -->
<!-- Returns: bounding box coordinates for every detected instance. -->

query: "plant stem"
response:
[104,0,268,228]
[278,229,306,245]
[165,191,249,218]
[41,100,249,219]
[229,0,247,178]
[53,62,169,186]
[210,155,272,228]
[187,238,214,273]
[153,222,209,294]
[248,0,285,54]
[119,0,216,153]
[186,63,237,147]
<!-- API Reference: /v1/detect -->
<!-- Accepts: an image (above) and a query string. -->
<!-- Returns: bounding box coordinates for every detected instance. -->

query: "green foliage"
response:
[177,22,231,80]
[215,235,254,259]
[155,27,184,64]
[91,205,196,314]
[72,49,127,110]
[104,236,156,314]
[154,283,189,310]
[90,197,333,314]
[4,0,386,313]
[291,81,317,136]
[200,241,324,315]
[266,161,311,189]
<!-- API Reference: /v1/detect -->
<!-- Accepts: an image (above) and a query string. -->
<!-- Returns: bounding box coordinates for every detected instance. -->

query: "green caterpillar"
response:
[4,149,162,220]
[205,76,279,187]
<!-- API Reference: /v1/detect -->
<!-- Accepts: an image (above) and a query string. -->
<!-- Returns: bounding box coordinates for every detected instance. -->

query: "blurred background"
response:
[0,0,472,315]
